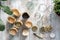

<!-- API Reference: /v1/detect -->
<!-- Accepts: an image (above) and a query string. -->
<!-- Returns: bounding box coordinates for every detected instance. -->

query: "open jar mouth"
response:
[15,22,22,27]
[12,9,21,17]
[7,16,16,24]
[22,29,29,36]
[9,28,18,35]
[32,26,38,32]
[14,20,23,28]
[25,21,32,28]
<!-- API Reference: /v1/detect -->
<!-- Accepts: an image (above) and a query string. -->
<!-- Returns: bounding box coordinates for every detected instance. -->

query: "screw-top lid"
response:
[22,12,30,19]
